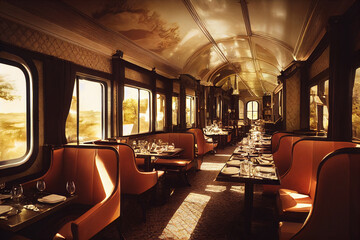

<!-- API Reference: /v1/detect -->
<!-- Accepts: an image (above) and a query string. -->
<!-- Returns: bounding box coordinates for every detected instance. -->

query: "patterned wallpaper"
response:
[309,46,329,79]
[285,71,301,131]
[0,17,111,73]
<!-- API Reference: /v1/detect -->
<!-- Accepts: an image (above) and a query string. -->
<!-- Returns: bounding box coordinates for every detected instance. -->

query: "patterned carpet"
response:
[98,146,279,240]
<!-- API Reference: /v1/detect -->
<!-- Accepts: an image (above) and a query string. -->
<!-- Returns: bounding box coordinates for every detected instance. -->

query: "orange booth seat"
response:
[138,132,195,184]
[23,145,120,240]
[92,141,164,221]
[273,135,303,177]
[271,131,293,153]
[187,128,217,170]
[277,139,357,222]
[279,147,360,240]
[263,134,303,195]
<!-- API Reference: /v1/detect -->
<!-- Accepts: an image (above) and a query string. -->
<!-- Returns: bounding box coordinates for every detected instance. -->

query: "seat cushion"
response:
[278,188,312,222]
[155,158,193,171]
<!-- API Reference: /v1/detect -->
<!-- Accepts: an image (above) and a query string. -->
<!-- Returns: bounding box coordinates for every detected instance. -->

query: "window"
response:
[247,101,259,120]
[186,95,195,128]
[0,60,32,168]
[172,96,179,126]
[66,78,105,142]
[352,68,360,139]
[309,80,329,132]
[123,86,151,135]
[156,93,165,131]
[239,100,244,119]
[216,97,222,119]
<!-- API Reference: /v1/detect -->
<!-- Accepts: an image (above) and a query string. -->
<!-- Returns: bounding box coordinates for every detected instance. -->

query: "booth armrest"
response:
[71,189,120,240]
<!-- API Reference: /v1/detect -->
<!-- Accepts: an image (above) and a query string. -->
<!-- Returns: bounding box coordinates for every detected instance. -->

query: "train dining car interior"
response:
[0,0,360,239]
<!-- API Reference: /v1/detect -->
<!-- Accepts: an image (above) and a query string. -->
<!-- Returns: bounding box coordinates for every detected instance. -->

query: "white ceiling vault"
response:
[0,0,355,97]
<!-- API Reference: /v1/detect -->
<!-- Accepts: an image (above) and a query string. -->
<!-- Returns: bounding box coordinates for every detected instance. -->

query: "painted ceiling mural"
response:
[58,0,354,96]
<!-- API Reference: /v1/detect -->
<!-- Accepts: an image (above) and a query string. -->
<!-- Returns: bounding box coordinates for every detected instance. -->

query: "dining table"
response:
[216,149,280,235]
[135,148,184,171]
[0,189,77,232]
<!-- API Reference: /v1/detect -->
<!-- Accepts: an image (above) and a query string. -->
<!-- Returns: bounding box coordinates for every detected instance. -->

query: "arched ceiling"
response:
[0,0,355,97]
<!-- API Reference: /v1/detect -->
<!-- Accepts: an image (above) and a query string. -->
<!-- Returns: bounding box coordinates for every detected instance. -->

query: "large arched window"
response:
[247,101,259,120]
[0,58,34,169]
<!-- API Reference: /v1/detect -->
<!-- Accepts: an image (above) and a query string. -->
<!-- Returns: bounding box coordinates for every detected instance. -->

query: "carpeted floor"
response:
[98,146,279,240]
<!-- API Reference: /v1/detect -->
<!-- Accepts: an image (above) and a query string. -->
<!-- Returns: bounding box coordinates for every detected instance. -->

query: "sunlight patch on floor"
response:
[200,162,225,171]
[214,153,232,157]
[205,184,226,193]
[230,185,245,193]
[159,193,210,239]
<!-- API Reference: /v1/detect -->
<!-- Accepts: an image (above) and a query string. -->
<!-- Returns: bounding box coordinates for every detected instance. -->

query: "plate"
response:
[255,166,275,174]
[226,160,241,166]
[38,194,66,204]
[0,205,13,215]
[221,167,240,175]
[231,155,246,161]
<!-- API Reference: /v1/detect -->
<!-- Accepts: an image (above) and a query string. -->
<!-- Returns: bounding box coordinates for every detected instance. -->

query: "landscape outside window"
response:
[309,80,329,132]
[66,79,103,142]
[172,96,179,126]
[186,96,195,128]
[247,101,258,120]
[239,100,244,119]
[0,62,27,161]
[156,93,165,131]
[123,86,151,135]
[352,68,360,139]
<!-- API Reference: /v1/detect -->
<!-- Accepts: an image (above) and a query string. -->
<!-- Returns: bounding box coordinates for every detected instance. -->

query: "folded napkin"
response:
[38,194,66,204]
[0,205,13,215]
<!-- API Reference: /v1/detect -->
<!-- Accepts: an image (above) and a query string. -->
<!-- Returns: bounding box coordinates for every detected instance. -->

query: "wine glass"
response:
[66,181,76,196]
[36,180,46,193]
[11,184,23,202]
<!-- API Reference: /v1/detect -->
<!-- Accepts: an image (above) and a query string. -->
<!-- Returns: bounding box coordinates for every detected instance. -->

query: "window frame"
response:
[0,57,37,170]
[246,100,259,120]
[66,76,108,143]
[123,85,152,136]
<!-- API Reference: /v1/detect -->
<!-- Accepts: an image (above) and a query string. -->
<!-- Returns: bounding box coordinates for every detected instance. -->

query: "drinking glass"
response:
[66,181,76,196]
[36,180,46,192]
[11,184,23,202]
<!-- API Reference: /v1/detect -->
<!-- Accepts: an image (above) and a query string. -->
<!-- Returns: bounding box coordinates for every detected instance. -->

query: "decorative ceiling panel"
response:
[191,0,247,40]
[247,0,312,49]
[63,0,209,67]
[258,61,281,76]
[1,0,354,97]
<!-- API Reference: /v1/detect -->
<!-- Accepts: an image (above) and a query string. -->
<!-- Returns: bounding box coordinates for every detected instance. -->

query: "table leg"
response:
[244,182,254,234]
[144,155,152,172]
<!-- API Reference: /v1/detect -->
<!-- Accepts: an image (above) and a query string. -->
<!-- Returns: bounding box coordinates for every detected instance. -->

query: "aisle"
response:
[120,146,278,240]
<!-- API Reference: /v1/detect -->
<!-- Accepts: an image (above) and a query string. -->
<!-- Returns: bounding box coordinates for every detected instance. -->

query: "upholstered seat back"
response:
[273,135,303,177]
[282,139,356,197]
[271,132,292,153]
[114,144,159,195]
[290,148,360,239]
[187,128,213,156]
[45,146,118,206]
